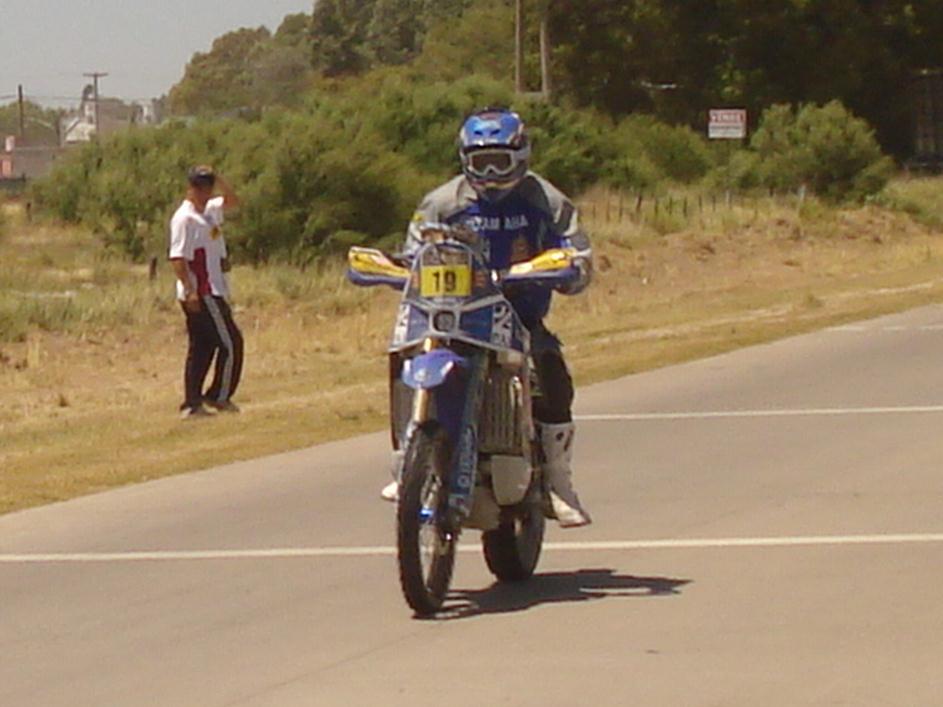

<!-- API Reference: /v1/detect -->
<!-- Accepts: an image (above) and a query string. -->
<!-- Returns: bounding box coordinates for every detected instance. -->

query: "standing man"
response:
[168,165,244,419]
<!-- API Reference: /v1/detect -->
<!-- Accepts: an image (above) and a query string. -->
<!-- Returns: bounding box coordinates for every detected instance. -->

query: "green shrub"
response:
[750,101,893,201]
[705,150,761,191]
[359,71,515,177]
[234,111,433,263]
[32,69,722,263]
[872,178,943,229]
[615,116,714,183]
[523,101,619,194]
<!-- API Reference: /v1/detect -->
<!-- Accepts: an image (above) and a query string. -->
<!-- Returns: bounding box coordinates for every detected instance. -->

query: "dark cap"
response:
[187,165,216,188]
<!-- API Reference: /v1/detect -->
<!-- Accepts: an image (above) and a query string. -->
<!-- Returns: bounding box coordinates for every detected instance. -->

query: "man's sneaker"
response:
[380,481,399,502]
[204,398,240,413]
[180,405,212,420]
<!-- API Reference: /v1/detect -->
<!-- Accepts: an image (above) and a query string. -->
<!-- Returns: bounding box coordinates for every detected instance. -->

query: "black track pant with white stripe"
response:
[180,296,244,409]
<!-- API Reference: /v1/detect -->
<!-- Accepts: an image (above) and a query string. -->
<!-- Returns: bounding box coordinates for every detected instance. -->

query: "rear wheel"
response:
[482,502,545,582]
[397,427,457,616]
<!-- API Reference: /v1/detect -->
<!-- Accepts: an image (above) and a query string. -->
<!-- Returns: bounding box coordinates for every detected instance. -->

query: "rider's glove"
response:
[557,256,591,295]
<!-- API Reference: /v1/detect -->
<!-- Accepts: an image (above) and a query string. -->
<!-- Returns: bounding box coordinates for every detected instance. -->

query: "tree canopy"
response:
[163,0,941,156]
[548,0,943,156]
[168,17,312,116]
[0,101,62,145]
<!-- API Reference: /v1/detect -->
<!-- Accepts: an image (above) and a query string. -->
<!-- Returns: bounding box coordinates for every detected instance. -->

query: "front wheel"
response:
[397,426,457,616]
[482,502,545,582]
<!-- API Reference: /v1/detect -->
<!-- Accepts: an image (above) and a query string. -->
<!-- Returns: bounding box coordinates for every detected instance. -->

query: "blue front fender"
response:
[402,349,468,390]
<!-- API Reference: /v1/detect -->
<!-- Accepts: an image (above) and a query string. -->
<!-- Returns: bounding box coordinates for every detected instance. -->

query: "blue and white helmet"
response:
[458,108,530,200]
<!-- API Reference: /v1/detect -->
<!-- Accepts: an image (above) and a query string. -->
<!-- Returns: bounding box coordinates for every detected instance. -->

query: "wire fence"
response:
[579,187,810,230]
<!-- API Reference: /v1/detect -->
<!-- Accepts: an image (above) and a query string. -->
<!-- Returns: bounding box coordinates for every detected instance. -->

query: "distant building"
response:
[0,135,63,180]
[60,84,162,144]
[1,85,163,181]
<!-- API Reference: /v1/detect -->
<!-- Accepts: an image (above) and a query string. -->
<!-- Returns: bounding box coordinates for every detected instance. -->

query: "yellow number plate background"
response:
[420,265,472,297]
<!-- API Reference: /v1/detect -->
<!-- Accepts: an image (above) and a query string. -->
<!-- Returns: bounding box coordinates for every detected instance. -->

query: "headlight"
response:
[433,311,456,332]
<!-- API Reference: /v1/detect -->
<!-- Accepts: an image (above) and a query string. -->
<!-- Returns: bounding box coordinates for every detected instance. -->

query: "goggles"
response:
[464,148,519,177]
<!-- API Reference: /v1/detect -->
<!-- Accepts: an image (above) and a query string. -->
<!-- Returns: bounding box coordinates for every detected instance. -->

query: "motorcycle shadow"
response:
[437,568,691,620]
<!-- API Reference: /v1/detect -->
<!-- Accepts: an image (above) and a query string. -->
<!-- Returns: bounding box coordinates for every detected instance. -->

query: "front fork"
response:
[399,340,486,528]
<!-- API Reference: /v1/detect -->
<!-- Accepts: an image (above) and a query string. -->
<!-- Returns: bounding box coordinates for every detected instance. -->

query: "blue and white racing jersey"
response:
[405,172,592,327]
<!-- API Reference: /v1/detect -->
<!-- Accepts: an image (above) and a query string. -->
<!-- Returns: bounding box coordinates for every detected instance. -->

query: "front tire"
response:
[397,427,456,616]
[482,502,545,582]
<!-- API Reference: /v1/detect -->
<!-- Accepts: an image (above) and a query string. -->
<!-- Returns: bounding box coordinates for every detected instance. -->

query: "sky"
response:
[0,0,314,107]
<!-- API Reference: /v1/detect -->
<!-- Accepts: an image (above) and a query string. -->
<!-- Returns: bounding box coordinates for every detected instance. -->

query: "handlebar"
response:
[347,244,582,292]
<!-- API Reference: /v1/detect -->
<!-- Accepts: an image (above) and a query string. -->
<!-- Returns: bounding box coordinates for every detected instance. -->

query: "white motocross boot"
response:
[541,422,592,528]
[380,449,405,502]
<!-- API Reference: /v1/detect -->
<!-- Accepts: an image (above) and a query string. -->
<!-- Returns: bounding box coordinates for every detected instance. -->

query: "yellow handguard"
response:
[348,247,410,280]
[508,248,577,276]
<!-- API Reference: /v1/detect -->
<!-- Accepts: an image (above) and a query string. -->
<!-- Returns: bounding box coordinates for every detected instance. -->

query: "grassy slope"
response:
[2,179,943,513]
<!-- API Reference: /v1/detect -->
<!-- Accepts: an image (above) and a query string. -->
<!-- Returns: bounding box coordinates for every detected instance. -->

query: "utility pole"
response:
[515,0,525,94]
[539,1,552,99]
[83,71,108,139]
[17,85,25,138]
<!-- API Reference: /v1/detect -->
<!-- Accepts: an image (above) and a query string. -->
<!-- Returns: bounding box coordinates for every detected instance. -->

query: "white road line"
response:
[828,324,943,333]
[3,533,943,564]
[541,534,943,551]
[575,405,943,422]
[0,547,397,563]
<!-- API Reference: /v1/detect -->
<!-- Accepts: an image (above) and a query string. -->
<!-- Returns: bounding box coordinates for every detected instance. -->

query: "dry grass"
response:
[560,181,943,381]
[2,178,943,513]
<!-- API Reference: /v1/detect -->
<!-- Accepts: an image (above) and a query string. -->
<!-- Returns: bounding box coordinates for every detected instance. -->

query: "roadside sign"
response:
[709,109,747,140]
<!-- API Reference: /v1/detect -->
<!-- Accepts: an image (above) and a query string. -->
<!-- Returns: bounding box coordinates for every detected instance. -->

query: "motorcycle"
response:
[347,224,580,615]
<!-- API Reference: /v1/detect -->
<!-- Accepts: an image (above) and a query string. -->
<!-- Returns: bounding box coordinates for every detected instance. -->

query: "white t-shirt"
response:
[168,196,229,301]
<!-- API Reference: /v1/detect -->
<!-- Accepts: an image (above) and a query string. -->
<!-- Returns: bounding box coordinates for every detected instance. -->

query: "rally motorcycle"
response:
[347,224,581,615]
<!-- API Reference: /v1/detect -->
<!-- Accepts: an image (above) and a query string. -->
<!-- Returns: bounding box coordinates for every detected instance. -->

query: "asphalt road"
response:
[4,306,943,706]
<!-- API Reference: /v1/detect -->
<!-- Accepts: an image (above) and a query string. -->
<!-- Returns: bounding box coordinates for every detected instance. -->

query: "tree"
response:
[274,12,311,47]
[416,0,514,82]
[168,16,317,116]
[367,0,426,65]
[168,27,272,115]
[0,100,62,145]
[548,0,943,156]
[310,0,377,76]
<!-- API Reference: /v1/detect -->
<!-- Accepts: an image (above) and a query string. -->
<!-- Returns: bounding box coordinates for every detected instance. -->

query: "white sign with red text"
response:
[709,109,747,140]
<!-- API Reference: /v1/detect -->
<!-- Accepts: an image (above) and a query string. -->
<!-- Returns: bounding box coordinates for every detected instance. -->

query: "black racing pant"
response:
[529,321,574,425]
[180,296,244,410]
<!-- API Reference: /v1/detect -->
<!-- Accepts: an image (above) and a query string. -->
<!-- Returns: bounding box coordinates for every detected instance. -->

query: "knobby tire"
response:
[397,427,456,616]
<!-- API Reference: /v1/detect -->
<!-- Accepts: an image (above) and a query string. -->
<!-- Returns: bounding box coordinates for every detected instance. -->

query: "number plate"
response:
[420,265,472,298]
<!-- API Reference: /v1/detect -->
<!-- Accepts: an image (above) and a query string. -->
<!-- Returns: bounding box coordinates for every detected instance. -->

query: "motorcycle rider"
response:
[382,107,593,528]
